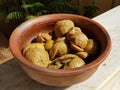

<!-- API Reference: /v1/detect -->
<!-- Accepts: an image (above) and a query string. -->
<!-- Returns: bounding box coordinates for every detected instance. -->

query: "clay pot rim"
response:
[9,14,111,76]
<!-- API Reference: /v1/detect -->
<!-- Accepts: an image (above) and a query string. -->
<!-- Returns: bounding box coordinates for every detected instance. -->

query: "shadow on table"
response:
[0,59,69,90]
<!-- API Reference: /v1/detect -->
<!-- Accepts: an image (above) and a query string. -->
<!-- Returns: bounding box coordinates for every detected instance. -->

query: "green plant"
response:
[3,0,47,22]
[0,0,99,24]
[83,5,99,18]
[39,0,83,15]
[83,1,99,18]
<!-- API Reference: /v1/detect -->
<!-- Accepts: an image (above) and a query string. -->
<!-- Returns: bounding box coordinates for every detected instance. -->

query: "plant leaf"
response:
[32,2,44,8]
[36,10,47,16]
[6,11,23,22]
[25,15,36,20]
[21,2,44,9]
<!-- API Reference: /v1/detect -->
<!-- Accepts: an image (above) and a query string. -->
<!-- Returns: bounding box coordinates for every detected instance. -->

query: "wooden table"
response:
[0,5,120,90]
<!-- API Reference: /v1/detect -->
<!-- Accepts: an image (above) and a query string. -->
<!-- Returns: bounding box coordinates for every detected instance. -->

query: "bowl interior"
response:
[10,14,111,74]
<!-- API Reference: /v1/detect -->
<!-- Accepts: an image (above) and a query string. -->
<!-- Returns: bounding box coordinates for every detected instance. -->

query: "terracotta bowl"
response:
[9,14,111,87]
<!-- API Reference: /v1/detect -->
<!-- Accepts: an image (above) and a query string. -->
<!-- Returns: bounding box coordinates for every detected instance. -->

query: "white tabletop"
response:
[65,5,120,90]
